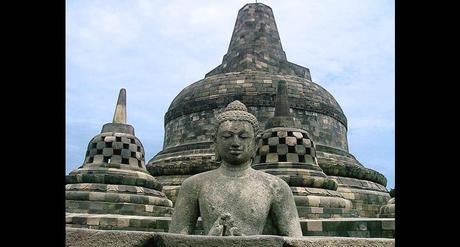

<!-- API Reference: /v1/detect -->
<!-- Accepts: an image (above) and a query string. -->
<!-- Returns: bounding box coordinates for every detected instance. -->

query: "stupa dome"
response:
[147,3,389,217]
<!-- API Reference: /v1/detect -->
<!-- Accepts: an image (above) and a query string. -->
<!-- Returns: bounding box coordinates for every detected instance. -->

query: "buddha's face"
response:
[216,120,256,166]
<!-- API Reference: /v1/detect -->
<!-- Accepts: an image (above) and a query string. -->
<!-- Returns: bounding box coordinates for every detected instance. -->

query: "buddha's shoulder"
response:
[250,169,289,188]
[181,169,218,186]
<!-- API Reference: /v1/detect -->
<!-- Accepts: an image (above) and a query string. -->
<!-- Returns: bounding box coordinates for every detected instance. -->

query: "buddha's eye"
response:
[221,133,232,138]
[240,134,249,139]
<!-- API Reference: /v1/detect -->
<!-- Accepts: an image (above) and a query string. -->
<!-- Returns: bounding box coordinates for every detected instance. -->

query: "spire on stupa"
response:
[205,3,311,80]
[101,88,134,135]
[265,80,300,129]
[112,88,127,124]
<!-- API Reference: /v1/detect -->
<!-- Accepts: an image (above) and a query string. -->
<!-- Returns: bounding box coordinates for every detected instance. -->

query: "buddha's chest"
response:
[198,178,273,232]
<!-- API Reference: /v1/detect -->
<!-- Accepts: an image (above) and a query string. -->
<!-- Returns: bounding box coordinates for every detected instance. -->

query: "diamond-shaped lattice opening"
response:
[279,155,287,162]
[260,155,266,163]
[298,155,305,162]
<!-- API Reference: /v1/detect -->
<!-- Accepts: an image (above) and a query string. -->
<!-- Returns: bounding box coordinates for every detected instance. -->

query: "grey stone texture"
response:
[66,215,394,238]
[66,228,395,247]
[378,198,395,218]
[146,3,390,217]
[168,101,302,237]
[66,89,173,230]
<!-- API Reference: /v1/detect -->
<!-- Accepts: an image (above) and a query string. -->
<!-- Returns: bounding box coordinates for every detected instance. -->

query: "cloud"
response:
[66,0,395,188]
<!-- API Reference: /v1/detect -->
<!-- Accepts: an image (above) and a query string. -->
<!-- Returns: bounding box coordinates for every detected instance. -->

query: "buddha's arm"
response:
[168,178,199,234]
[270,181,303,237]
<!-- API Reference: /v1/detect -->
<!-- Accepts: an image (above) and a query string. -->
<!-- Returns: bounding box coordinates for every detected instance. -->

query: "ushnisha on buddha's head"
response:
[214,100,260,166]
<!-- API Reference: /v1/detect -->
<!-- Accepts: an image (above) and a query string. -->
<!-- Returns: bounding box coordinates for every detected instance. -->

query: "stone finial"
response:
[274,80,290,117]
[265,81,300,128]
[113,88,127,124]
[101,88,134,135]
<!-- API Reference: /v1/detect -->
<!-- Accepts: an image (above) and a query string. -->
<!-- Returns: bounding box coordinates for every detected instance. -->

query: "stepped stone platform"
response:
[66,214,394,238]
[66,228,395,247]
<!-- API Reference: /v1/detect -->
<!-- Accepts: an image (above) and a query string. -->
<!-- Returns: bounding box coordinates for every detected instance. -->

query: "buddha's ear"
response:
[252,133,261,158]
[215,150,221,161]
[254,132,261,146]
[212,143,221,161]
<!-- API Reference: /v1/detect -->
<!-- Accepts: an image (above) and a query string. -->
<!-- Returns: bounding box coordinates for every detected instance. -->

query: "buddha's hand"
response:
[208,213,243,236]
[207,223,224,236]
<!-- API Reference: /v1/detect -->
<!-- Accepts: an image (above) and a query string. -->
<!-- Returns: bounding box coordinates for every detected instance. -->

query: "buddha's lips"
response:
[228,149,243,155]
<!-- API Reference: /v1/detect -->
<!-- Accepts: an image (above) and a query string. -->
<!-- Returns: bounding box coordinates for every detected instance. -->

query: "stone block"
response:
[268,137,279,145]
[121,149,131,158]
[129,144,137,152]
[286,137,297,146]
[266,153,279,162]
[86,217,100,226]
[302,139,311,147]
[381,220,395,230]
[102,148,113,156]
[129,157,139,166]
[277,131,287,138]
[303,155,314,164]
[295,145,306,155]
[276,144,288,155]
[93,155,104,163]
[259,145,269,155]
[89,192,105,201]
[104,136,116,142]
[118,218,130,227]
[96,142,105,149]
[113,142,123,149]
[307,221,322,231]
[111,155,122,164]
[292,132,303,139]
[287,153,299,162]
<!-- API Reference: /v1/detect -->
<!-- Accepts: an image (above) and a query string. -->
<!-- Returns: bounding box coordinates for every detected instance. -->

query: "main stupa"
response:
[147,2,390,218]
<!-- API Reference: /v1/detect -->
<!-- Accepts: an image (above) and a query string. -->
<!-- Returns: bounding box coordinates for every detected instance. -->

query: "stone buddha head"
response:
[214,100,260,166]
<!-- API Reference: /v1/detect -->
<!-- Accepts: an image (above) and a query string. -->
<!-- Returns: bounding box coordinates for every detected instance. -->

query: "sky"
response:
[66,0,395,189]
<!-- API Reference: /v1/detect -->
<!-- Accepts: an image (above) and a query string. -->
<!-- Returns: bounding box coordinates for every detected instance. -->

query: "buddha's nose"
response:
[231,136,241,147]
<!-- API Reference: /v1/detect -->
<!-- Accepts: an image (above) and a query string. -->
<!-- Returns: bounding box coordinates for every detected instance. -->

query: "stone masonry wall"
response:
[164,107,348,152]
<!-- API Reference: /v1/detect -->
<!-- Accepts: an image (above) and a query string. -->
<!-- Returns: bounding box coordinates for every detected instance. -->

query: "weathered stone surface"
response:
[66,215,395,238]
[169,101,302,237]
[283,236,395,247]
[66,229,395,247]
[66,228,153,247]
[66,89,173,230]
[146,3,390,217]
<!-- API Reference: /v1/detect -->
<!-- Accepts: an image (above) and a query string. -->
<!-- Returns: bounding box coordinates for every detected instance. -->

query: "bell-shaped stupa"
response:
[148,2,390,217]
[253,81,354,218]
[66,89,173,230]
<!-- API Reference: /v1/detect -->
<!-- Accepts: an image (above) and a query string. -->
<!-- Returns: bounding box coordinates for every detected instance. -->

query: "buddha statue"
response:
[168,100,302,237]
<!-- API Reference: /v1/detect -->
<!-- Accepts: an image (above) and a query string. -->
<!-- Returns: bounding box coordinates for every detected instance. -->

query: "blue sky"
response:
[66,0,395,189]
